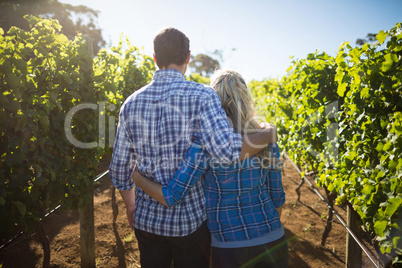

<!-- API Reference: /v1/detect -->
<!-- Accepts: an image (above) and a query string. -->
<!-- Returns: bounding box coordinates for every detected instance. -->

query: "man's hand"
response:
[126,201,135,230]
[119,189,136,230]
[259,122,278,143]
[240,123,278,160]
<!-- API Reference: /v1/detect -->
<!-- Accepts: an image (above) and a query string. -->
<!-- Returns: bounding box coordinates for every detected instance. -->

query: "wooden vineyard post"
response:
[346,203,362,268]
[36,222,50,268]
[79,36,95,268]
[79,198,95,268]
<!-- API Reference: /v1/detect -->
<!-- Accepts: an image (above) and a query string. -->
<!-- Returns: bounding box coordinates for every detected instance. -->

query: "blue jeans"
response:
[134,221,211,268]
[211,235,289,268]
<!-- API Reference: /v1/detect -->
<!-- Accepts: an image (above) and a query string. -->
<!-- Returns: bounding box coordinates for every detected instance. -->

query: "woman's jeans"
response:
[211,235,289,268]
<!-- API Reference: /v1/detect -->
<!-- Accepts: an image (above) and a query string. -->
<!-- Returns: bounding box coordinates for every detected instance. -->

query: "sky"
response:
[61,0,402,82]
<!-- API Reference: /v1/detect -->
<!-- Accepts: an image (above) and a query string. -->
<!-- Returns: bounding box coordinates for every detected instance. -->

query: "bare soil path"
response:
[0,156,380,267]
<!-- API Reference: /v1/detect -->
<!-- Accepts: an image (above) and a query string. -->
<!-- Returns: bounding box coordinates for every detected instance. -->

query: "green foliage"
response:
[93,34,155,153]
[0,16,154,240]
[250,51,339,171]
[0,0,105,54]
[0,15,99,238]
[333,23,402,257]
[94,34,154,104]
[250,22,402,262]
[187,73,210,85]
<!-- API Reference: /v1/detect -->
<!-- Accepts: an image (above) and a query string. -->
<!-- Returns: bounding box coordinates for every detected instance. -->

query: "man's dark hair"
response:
[153,27,190,69]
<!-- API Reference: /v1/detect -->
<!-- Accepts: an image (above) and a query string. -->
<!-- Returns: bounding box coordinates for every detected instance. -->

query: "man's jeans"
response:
[135,221,211,268]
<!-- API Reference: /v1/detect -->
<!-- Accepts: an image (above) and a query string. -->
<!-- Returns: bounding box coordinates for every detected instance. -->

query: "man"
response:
[109,27,277,268]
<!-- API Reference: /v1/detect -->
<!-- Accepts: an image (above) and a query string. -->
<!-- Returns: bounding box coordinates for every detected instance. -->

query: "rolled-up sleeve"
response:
[162,140,208,207]
[109,106,136,191]
[196,91,242,163]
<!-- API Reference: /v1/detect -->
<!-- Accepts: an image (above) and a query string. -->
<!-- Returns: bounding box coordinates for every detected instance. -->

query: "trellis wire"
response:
[0,170,110,251]
[283,153,380,268]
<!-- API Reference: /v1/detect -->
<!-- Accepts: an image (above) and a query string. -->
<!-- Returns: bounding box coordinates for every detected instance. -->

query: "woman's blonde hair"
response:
[210,69,274,166]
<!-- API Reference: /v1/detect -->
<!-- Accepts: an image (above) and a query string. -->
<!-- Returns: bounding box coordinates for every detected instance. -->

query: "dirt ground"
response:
[0,155,384,267]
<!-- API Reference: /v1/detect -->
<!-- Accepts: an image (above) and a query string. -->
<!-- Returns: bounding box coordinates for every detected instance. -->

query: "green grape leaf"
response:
[376,142,384,151]
[5,73,20,89]
[376,30,387,44]
[13,201,26,215]
[389,160,397,170]
[385,198,402,218]
[360,87,369,99]
[38,116,50,131]
[374,220,388,237]
[337,83,347,97]
[381,53,394,72]
[393,236,402,249]
[383,142,392,151]
[55,34,68,43]
[327,183,335,192]
[376,170,385,180]
[362,184,374,195]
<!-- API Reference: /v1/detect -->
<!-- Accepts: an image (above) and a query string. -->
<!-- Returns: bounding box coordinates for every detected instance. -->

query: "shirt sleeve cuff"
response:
[274,193,286,208]
[114,181,135,191]
[162,185,175,207]
[109,172,135,191]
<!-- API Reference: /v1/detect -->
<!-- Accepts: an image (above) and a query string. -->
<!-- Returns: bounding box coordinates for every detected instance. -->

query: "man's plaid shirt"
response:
[163,140,285,243]
[109,69,242,237]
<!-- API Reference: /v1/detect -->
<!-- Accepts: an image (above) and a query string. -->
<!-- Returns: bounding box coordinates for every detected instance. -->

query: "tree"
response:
[0,0,105,54]
[188,53,220,77]
[188,48,236,77]
[356,33,377,46]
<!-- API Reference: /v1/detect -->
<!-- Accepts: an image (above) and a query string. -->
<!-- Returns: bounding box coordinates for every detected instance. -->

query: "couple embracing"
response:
[109,27,289,268]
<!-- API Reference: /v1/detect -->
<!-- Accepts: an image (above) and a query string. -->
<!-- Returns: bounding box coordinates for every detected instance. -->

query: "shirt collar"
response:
[153,69,186,80]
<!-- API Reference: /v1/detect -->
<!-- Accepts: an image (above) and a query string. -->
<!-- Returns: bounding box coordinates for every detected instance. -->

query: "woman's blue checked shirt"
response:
[109,69,242,237]
[162,140,286,243]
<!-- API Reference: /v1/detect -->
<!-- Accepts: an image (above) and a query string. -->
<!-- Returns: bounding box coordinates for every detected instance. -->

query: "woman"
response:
[132,69,288,268]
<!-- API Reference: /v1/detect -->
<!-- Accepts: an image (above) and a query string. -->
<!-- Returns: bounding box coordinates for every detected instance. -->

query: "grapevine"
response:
[250,22,402,264]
